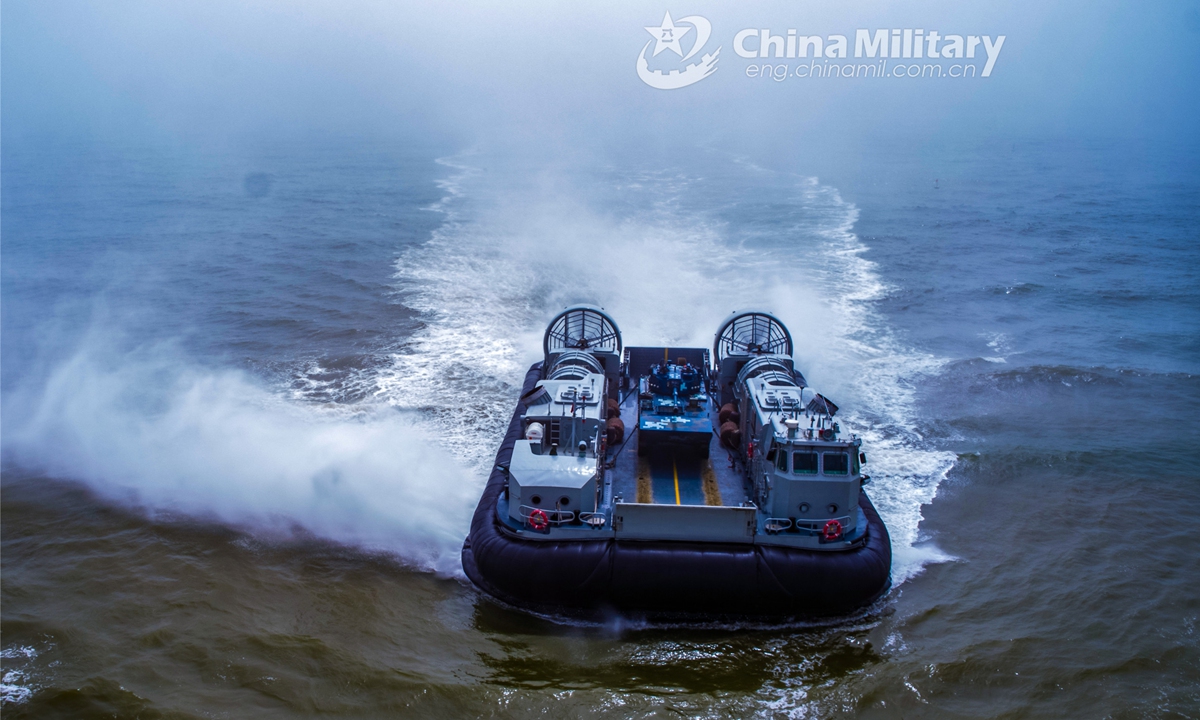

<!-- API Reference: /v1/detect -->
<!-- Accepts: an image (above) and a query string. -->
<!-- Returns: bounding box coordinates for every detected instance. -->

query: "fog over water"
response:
[3,1,1199,717]
[6,1,1197,156]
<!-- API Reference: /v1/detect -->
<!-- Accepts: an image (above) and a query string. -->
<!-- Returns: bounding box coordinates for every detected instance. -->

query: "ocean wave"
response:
[0,645,43,706]
[2,340,475,576]
[942,360,1196,387]
[988,282,1043,296]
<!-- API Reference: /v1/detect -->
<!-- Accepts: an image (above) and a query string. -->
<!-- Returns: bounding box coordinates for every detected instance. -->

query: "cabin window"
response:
[776,449,788,472]
[852,452,861,475]
[823,452,849,475]
[792,452,818,474]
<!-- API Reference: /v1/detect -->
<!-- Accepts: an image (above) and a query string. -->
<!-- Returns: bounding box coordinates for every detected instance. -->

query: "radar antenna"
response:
[713,310,793,366]
[543,304,622,358]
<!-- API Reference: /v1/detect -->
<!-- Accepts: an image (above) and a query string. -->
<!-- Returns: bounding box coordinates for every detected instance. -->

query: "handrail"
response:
[517,505,607,528]
[766,514,853,535]
[764,517,793,533]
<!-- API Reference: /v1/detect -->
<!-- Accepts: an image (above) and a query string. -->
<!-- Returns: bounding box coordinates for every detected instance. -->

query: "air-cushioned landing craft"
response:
[462,306,891,620]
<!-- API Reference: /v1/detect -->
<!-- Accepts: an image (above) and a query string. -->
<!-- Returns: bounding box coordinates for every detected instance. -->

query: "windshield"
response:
[823,452,849,475]
[792,452,818,474]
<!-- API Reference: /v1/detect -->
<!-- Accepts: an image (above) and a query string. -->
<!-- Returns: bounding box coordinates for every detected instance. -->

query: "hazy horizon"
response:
[5,1,1198,170]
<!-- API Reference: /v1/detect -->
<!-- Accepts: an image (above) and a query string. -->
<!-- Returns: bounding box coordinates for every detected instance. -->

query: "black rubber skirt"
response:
[461,363,893,620]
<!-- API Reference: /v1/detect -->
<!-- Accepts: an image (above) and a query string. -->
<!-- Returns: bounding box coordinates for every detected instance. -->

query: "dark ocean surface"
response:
[2,136,1198,718]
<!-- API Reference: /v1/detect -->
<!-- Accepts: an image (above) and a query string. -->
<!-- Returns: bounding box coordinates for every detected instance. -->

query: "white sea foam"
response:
[370,153,957,583]
[0,645,40,705]
[3,339,475,575]
[981,331,1012,363]
[5,150,955,585]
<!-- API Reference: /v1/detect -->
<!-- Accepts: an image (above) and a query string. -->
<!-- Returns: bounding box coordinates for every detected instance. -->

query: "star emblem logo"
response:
[644,11,693,57]
[635,12,720,90]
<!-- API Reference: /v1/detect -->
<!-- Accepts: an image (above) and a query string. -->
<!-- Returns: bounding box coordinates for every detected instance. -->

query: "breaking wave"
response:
[2,337,475,575]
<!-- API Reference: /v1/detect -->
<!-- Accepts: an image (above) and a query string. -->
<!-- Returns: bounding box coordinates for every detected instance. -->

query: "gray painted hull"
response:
[461,364,893,621]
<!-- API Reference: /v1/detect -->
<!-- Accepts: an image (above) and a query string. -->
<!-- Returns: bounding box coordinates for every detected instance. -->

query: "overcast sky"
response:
[4,1,1198,164]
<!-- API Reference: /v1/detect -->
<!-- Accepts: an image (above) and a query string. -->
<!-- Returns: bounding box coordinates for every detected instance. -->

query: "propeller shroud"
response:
[713,310,793,366]
[543,304,622,358]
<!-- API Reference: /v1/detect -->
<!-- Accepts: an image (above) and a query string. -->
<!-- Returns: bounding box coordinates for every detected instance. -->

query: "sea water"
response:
[2,136,1197,717]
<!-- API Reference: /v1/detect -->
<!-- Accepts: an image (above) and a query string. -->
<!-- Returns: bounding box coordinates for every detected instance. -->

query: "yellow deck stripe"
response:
[636,457,652,504]
[673,457,681,505]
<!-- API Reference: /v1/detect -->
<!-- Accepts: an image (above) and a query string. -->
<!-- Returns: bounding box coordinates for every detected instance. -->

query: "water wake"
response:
[372,154,957,583]
[5,151,957,584]
[3,339,475,575]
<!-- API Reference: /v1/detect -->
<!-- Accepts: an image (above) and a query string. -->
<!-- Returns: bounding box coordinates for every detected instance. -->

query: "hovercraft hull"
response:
[461,364,892,620]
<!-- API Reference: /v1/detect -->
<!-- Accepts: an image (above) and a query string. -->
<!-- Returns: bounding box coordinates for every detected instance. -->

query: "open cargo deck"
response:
[608,385,747,509]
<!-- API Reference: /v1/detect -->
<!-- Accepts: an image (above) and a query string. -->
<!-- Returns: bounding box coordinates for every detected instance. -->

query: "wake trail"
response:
[5,151,956,583]
[371,153,957,583]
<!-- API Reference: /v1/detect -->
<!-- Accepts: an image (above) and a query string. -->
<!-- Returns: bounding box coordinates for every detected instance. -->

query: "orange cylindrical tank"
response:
[606,417,625,445]
[607,398,621,419]
[718,403,740,425]
[719,421,741,449]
